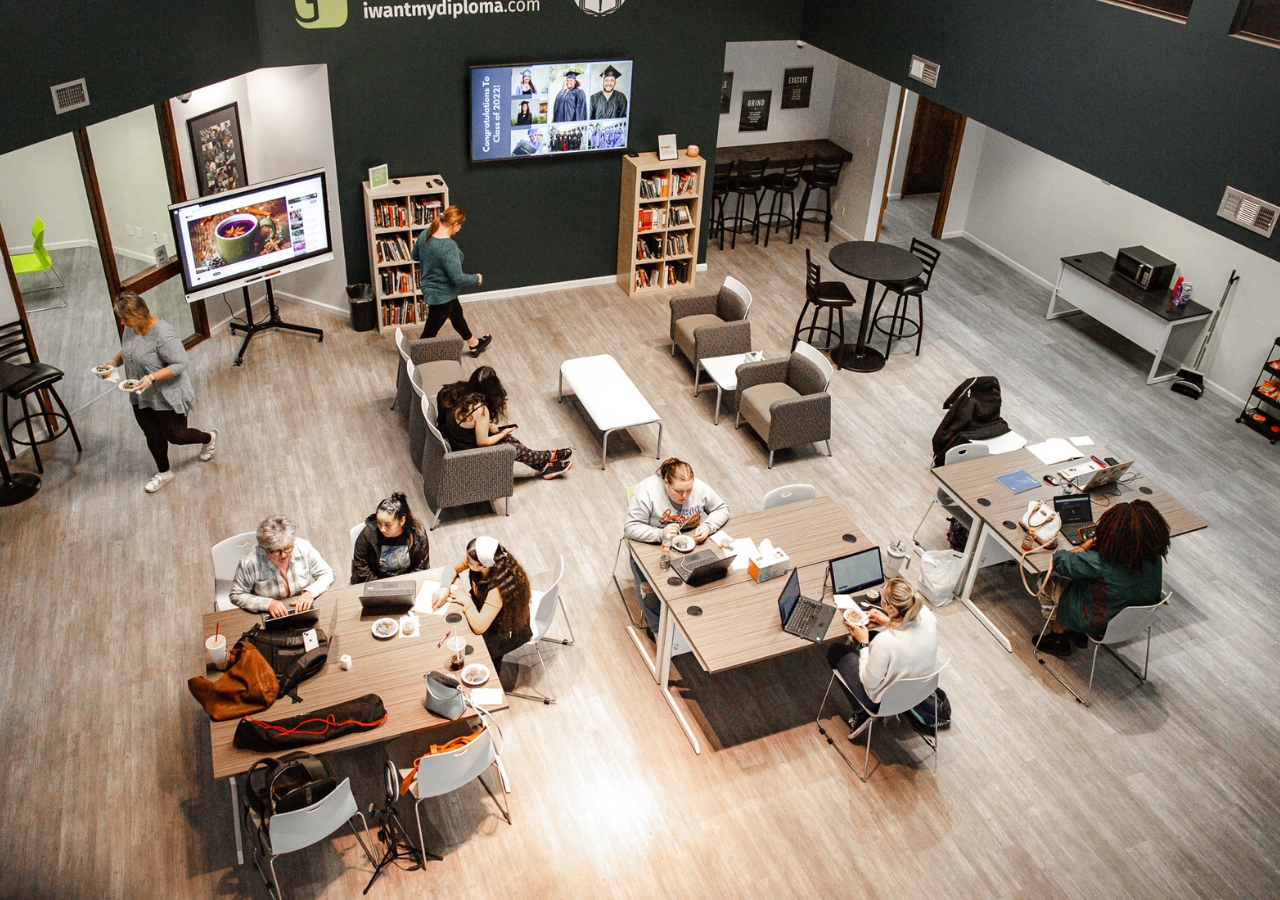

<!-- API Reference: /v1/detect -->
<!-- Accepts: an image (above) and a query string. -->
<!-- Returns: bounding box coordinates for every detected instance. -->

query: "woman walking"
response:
[412,205,491,356]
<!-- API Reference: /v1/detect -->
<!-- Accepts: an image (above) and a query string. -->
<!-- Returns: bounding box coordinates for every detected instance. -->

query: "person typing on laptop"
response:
[624,458,730,636]
[229,514,334,618]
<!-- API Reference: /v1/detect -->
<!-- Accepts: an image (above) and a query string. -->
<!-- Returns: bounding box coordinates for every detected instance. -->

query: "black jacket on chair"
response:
[931,376,1010,467]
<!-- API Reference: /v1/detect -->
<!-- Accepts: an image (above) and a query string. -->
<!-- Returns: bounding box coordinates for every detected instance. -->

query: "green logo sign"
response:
[296,0,348,28]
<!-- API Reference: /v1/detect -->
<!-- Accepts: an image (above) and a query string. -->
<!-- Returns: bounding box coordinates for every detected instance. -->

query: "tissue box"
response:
[749,550,790,583]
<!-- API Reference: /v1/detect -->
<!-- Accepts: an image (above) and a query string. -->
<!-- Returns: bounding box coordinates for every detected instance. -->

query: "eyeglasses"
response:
[265,546,294,558]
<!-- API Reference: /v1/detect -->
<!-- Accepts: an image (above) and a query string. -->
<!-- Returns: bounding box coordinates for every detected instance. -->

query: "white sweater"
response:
[623,475,730,544]
[859,607,938,703]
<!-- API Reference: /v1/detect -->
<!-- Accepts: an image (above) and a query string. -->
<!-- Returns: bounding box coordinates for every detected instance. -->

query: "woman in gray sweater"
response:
[104,291,216,493]
[412,205,491,356]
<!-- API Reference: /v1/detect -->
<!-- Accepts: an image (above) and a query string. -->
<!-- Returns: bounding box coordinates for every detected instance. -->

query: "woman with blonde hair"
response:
[411,205,491,356]
[827,577,938,733]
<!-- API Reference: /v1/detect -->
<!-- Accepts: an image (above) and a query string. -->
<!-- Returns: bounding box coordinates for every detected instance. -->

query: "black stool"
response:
[756,157,806,247]
[792,249,857,353]
[0,319,81,474]
[871,238,941,356]
[709,161,735,250]
[793,157,845,242]
[723,158,768,249]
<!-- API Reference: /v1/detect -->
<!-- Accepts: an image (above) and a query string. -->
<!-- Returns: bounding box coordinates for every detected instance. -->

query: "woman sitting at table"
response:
[350,492,430,584]
[623,457,731,636]
[230,514,335,618]
[1032,499,1169,658]
[827,578,938,735]
[432,536,533,677]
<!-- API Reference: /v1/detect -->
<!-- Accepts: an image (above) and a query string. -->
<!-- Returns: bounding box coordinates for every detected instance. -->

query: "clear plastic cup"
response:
[447,634,467,670]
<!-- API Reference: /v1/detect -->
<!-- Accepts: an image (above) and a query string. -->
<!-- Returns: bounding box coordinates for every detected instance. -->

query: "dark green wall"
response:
[801,0,1280,263]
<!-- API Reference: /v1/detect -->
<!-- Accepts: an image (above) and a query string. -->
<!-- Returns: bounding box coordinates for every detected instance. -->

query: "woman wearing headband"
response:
[432,536,533,673]
[350,492,430,584]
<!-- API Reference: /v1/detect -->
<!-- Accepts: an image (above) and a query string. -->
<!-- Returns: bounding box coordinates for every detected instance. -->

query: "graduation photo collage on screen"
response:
[470,60,632,161]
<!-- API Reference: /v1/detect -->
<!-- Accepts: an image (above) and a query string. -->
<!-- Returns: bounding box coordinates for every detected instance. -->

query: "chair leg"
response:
[825,440,832,457]
[2,395,13,461]
[543,595,576,646]
[427,506,443,530]
[612,538,647,629]
[767,450,774,469]
[348,810,377,866]
[265,856,285,900]
[507,643,557,704]
[18,394,43,474]
[914,293,924,356]
[479,766,513,825]
[47,386,81,452]
[793,186,812,240]
[1033,611,1090,705]
[791,299,813,352]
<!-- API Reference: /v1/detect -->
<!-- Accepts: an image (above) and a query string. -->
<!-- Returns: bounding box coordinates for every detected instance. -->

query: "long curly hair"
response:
[1094,499,1170,570]
[467,539,531,635]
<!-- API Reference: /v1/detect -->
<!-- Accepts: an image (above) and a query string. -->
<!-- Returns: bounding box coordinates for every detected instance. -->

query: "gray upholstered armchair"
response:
[735,347,833,468]
[394,329,466,419]
[419,393,517,530]
[669,276,753,387]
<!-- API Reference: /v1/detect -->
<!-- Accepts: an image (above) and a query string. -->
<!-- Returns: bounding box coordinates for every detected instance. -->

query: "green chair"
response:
[8,218,64,292]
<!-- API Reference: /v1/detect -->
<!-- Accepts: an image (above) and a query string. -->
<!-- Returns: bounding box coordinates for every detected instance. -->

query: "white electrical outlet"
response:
[153,232,160,243]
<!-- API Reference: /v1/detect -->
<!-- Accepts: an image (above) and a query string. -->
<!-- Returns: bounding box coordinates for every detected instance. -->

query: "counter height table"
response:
[828,241,923,372]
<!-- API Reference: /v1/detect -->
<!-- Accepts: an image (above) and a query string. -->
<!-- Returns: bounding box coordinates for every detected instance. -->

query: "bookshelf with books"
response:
[617,151,705,296]
[363,174,450,331]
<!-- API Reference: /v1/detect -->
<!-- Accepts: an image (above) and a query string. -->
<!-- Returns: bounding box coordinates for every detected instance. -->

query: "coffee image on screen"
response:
[185,197,289,273]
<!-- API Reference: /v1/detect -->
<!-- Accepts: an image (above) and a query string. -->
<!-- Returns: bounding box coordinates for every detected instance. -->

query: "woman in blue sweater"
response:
[412,205,491,356]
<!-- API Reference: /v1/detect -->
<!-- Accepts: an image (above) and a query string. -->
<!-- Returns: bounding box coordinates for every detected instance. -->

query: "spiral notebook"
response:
[996,469,1040,493]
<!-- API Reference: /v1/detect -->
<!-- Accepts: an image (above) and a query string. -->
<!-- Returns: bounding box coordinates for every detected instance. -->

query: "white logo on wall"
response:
[574,0,625,15]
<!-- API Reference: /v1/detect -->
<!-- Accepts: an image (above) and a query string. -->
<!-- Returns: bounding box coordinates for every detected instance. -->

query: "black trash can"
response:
[347,283,377,333]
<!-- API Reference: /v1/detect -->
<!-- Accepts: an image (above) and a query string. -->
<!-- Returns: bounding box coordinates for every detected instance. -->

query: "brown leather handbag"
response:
[188,640,280,721]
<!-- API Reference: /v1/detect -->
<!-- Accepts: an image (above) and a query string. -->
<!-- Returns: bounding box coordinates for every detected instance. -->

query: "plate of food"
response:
[460,663,490,687]
[399,614,419,636]
[118,379,142,393]
[372,617,399,640]
[672,534,696,553]
[91,363,115,377]
[843,607,869,628]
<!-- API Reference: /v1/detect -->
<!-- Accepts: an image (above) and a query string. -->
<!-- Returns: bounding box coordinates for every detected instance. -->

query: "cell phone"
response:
[1103,457,1118,467]
[1079,526,1096,542]
[499,423,518,431]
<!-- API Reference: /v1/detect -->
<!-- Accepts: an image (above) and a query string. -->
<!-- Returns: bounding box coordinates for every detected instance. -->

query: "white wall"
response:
[826,62,894,241]
[0,254,17,325]
[958,127,1280,403]
[887,90,918,199]
[0,133,96,254]
[718,41,838,148]
[86,107,177,264]
[939,120,985,238]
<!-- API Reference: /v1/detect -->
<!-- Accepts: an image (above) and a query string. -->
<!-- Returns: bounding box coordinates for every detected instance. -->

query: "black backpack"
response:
[903,686,952,736]
[244,751,337,819]
[931,377,1010,467]
[241,624,329,704]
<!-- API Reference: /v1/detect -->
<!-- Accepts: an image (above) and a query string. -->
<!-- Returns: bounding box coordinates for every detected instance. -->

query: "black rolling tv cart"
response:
[1236,336,1280,445]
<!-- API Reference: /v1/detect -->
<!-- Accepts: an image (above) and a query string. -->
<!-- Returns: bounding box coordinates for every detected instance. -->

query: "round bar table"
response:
[828,241,923,372]
[0,360,41,506]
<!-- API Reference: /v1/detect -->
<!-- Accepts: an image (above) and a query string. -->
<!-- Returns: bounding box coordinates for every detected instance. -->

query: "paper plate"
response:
[672,535,696,553]
[90,364,115,378]
[118,379,142,393]
[372,617,399,640]
[461,663,490,687]
[843,608,869,628]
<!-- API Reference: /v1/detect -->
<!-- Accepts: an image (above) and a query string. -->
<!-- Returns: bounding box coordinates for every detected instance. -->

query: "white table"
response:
[695,353,762,425]
[559,354,663,469]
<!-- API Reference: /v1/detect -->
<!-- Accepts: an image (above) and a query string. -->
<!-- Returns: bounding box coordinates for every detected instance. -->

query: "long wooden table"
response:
[627,496,873,753]
[932,446,1206,651]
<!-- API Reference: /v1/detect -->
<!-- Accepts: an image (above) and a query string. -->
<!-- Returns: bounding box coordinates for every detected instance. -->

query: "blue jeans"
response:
[629,556,662,635]
[827,643,879,714]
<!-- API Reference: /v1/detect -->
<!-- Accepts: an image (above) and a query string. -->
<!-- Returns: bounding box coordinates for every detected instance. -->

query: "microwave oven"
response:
[1113,246,1175,292]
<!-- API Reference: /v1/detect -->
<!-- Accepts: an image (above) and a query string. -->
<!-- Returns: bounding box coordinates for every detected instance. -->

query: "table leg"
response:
[654,597,701,754]
[655,422,663,459]
[713,386,723,425]
[601,429,611,470]
[693,364,701,396]
[558,370,564,402]
[0,451,40,506]
[1147,320,1189,385]
[954,522,1013,652]
[1046,263,1080,321]
[230,776,244,866]
[832,278,886,372]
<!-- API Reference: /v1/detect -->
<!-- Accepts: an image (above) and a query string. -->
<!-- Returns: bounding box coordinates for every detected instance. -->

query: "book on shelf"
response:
[379,269,413,296]
[636,236,662,260]
[382,297,426,327]
[638,207,668,231]
[674,171,699,195]
[634,265,661,290]
[665,233,689,256]
[669,205,692,226]
[639,175,670,200]
[376,236,413,263]
[411,197,443,227]
[373,201,408,229]
[665,260,690,287]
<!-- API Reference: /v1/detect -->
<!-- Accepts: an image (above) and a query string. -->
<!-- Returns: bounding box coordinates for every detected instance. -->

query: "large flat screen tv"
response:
[470,59,633,162]
[168,168,334,302]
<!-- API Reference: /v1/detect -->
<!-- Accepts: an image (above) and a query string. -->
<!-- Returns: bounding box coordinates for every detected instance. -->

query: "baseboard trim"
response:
[10,238,97,255]
[959,232,1057,292]
[1203,377,1246,408]
[114,247,157,265]
[462,274,618,302]
[208,290,348,334]
[274,290,350,318]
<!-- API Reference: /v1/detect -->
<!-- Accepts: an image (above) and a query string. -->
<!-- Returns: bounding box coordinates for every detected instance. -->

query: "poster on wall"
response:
[781,67,814,109]
[187,103,247,197]
[738,90,771,132]
[720,72,733,114]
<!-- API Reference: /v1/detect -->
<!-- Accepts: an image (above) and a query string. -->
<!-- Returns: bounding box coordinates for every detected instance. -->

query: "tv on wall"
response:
[168,168,334,302]
[470,59,633,162]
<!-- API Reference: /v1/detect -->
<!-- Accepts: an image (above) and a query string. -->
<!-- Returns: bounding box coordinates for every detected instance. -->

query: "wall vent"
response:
[909,55,940,88]
[1217,186,1278,238]
[50,78,89,114]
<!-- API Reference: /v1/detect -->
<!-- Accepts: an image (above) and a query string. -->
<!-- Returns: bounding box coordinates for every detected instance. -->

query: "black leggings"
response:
[420,299,473,341]
[132,406,210,472]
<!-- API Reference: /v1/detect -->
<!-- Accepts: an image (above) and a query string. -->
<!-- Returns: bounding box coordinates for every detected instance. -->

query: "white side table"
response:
[697,352,762,425]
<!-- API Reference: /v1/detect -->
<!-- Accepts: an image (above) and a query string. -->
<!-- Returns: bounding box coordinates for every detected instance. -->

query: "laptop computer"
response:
[829,546,884,600]
[1078,459,1134,492]
[671,549,735,586]
[359,579,416,614]
[778,568,834,642]
[1053,494,1095,546]
[261,605,320,631]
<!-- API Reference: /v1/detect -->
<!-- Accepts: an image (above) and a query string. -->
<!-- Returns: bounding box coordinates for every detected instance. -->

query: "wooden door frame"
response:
[875,89,968,242]
[874,86,908,242]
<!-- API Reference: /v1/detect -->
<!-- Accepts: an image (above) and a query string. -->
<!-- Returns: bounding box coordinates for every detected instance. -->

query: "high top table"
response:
[0,360,41,505]
[827,241,923,372]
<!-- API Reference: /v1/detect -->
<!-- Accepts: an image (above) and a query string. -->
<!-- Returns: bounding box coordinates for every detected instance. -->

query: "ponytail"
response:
[428,205,466,239]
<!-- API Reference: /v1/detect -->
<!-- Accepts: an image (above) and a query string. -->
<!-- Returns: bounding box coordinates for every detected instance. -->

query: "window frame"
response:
[1099,0,1193,23]
[1230,0,1280,48]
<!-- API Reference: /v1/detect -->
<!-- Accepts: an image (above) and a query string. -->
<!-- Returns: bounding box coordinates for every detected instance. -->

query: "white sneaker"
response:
[145,471,176,493]
[199,428,219,461]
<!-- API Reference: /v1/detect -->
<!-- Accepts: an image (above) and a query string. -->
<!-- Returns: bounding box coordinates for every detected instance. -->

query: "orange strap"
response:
[398,730,482,796]
[240,711,388,738]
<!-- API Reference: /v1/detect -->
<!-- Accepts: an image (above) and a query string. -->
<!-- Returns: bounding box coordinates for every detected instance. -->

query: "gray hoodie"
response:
[624,475,730,544]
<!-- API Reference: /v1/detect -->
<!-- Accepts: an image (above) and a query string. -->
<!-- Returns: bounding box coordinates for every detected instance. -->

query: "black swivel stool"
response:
[722,158,769,249]
[755,157,806,248]
[709,161,735,250]
[793,157,845,243]
[792,248,857,353]
[0,319,82,475]
[872,238,941,357]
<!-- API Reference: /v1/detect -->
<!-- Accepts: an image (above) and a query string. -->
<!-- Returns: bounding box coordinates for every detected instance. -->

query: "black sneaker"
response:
[1068,629,1089,649]
[555,448,573,461]
[470,333,492,357]
[847,709,872,740]
[1032,632,1073,658]
[542,459,572,480]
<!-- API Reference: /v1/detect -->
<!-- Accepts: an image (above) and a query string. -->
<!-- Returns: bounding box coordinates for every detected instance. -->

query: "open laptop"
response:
[1078,459,1134,492]
[1053,494,1095,546]
[261,605,320,631]
[778,568,834,642]
[829,546,884,602]
[671,549,735,586]
[359,579,416,614]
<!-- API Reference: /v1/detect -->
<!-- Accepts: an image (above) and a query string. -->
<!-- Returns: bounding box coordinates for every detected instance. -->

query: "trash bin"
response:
[347,283,377,333]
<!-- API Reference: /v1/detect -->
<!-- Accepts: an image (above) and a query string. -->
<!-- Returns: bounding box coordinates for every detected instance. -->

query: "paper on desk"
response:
[710,529,734,548]
[413,579,445,615]
[729,538,756,570]
[833,594,856,610]
[1026,438,1084,466]
[470,688,504,708]
[1069,435,1094,447]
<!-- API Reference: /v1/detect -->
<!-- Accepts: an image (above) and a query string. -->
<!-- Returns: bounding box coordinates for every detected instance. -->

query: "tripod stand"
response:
[230,279,324,366]
[363,760,440,894]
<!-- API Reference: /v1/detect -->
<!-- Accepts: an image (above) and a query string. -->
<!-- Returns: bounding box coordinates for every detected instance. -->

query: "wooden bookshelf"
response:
[362,174,450,332]
[617,151,706,296]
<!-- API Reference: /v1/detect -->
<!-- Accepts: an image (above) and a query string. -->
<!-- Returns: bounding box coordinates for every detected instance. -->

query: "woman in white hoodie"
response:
[624,458,730,635]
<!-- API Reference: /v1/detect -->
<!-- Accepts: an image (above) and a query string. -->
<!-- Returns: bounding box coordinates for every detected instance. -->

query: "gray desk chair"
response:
[670,276,752,392]
[212,531,255,612]
[816,659,949,782]
[507,555,575,705]
[762,483,816,509]
[419,393,516,530]
[1035,590,1172,706]
[736,351,833,468]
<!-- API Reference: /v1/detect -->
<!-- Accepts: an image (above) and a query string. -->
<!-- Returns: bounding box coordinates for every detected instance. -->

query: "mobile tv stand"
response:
[230,278,323,366]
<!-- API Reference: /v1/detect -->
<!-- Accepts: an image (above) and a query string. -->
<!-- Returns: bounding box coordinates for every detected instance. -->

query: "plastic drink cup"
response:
[447,634,467,670]
[205,633,228,669]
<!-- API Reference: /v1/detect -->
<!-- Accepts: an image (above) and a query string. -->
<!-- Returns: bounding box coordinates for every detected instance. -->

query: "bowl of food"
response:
[92,363,114,377]
[461,663,490,687]
[672,534,696,553]
[118,379,141,393]
[371,617,399,639]
[843,608,869,628]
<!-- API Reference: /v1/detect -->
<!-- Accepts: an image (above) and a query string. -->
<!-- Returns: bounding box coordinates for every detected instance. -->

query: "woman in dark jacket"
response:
[515,101,533,125]
[350,493,430,583]
[431,536,533,675]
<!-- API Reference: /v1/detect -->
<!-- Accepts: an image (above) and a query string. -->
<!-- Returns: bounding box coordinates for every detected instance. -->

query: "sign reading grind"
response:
[738,90,771,132]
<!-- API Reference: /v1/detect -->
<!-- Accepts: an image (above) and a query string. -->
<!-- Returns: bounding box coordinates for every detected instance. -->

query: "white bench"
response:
[559,354,663,469]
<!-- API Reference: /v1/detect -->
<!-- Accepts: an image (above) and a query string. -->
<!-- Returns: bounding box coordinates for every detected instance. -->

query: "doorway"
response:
[879,93,966,245]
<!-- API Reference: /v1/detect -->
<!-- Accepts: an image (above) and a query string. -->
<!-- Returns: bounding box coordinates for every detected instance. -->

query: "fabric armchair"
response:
[420,395,518,530]
[395,333,466,419]
[736,353,832,468]
[669,278,753,372]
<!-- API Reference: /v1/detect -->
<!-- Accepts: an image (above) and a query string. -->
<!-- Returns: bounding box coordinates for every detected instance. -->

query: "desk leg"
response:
[655,422,663,459]
[833,279,887,372]
[230,776,244,866]
[1046,263,1080,321]
[601,429,612,470]
[558,370,564,402]
[1147,319,1196,385]
[954,522,1013,653]
[713,386,723,425]
[655,598,701,755]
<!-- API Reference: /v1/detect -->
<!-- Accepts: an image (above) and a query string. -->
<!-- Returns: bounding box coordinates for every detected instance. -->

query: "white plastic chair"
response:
[792,340,833,391]
[816,659,949,782]
[1035,589,1172,706]
[912,442,991,549]
[762,483,817,510]
[212,531,256,612]
[246,777,374,900]
[349,523,364,573]
[508,555,575,704]
[723,274,753,318]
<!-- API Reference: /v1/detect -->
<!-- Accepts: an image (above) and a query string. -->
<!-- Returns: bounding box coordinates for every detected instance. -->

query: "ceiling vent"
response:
[50,78,89,114]
[1217,186,1278,239]
[909,56,940,88]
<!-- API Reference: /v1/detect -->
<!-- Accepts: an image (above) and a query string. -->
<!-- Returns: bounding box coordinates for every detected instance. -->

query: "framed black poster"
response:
[781,67,814,109]
[720,72,733,114]
[187,102,246,196]
[738,90,771,132]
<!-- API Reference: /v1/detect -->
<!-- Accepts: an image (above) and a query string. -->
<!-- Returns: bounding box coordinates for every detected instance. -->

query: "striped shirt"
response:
[229,538,335,613]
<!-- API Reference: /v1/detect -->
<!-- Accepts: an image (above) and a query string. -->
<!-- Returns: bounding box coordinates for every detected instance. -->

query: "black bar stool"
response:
[0,319,82,474]
[709,161,735,250]
[793,156,845,242]
[792,249,857,353]
[871,238,942,356]
[756,157,806,248]
[723,158,768,249]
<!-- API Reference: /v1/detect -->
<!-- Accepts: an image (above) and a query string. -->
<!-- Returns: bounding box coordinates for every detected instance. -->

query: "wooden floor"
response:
[2,193,1278,899]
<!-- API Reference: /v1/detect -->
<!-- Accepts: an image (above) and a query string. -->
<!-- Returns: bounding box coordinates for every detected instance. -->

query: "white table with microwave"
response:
[1047,252,1212,385]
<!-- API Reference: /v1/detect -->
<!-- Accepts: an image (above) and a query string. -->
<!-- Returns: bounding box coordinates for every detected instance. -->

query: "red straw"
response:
[214,622,220,640]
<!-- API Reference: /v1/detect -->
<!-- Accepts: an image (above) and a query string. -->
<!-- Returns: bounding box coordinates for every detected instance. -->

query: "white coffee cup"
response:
[205,633,228,670]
